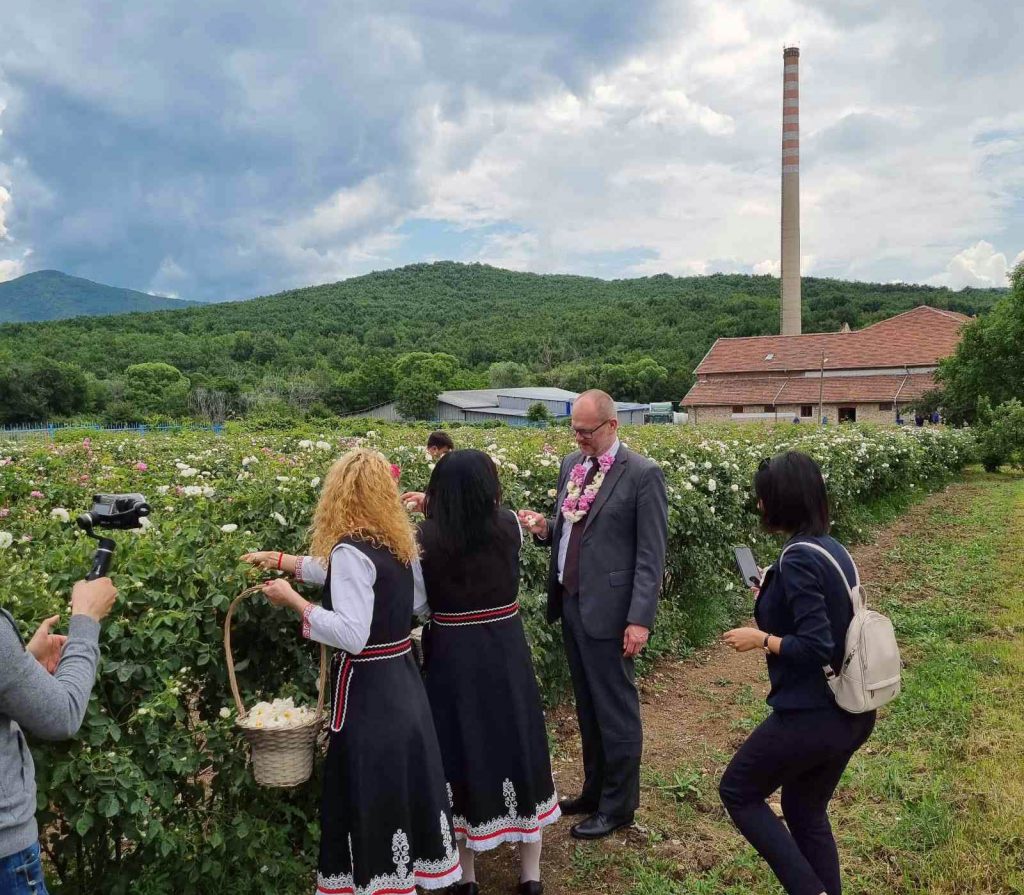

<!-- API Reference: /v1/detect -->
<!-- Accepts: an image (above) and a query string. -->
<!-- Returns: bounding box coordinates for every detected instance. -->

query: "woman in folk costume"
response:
[414,450,559,895]
[242,448,460,895]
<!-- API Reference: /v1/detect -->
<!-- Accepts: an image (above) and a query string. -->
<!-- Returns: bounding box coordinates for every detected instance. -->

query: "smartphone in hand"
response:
[733,545,761,588]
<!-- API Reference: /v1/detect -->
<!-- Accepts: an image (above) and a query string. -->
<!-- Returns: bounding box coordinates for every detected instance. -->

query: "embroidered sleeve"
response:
[294,555,327,586]
[301,603,314,640]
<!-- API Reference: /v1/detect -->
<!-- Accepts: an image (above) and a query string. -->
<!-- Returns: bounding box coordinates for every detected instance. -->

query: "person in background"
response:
[0,577,118,895]
[427,431,454,461]
[719,452,875,895]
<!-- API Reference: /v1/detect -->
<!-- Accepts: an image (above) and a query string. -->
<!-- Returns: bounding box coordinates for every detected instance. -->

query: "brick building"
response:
[681,306,968,425]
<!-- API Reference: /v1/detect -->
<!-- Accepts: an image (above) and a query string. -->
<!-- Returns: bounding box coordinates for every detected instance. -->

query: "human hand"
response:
[262,578,302,611]
[239,551,282,571]
[71,578,118,623]
[26,615,67,674]
[401,492,425,513]
[517,510,548,538]
[722,627,765,653]
[623,624,649,658]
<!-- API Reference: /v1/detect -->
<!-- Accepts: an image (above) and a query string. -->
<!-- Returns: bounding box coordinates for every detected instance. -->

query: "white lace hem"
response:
[316,856,461,895]
[453,792,561,853]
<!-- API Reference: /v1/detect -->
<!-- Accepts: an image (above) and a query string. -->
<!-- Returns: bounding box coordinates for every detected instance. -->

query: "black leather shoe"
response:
[558,795,598,816]
[448,884,479,895]
[517,882,543,895]
[570,812,635,840]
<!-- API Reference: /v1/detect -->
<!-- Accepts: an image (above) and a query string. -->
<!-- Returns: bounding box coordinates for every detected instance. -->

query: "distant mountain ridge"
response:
[0,270,201,322]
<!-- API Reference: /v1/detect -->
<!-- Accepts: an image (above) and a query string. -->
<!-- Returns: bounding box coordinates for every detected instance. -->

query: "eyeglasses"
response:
[570,419,613,438]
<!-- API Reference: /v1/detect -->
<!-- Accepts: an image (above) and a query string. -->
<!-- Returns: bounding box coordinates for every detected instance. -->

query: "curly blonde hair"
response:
[309,448,419,565]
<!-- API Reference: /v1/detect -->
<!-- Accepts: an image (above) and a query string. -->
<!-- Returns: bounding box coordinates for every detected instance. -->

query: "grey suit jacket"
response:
[538,445,669,640]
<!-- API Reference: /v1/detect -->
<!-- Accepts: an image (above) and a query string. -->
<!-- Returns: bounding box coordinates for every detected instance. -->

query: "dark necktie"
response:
[561,457,600,596]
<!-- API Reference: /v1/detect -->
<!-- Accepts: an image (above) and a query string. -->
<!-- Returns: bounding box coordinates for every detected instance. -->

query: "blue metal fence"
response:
[0,422,223,441]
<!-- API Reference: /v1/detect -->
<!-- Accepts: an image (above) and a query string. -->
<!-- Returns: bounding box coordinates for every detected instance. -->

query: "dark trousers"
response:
[719,705,875,895]
[561,590,642,819]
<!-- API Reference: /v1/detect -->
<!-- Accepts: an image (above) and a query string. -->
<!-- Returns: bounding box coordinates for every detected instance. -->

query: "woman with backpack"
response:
[719,451,878,895]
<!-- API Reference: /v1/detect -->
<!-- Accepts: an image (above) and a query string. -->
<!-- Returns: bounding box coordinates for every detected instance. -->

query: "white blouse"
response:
[295,545,428,654]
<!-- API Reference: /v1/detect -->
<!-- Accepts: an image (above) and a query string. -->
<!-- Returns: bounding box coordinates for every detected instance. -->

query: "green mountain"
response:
[0,262,1005,422]
[0,270,200,323]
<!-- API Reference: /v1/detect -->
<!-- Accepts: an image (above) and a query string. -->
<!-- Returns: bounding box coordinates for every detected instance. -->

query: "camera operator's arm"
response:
[0,579,117,741]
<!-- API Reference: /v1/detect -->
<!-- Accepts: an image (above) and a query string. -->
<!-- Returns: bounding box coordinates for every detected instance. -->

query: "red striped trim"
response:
[432,602,520,626]
[455,801,560,843]
[355,639,412,658]
[331,655,354,730]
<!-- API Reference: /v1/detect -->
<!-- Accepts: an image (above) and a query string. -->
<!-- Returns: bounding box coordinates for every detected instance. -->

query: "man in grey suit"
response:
[519,389,668,840]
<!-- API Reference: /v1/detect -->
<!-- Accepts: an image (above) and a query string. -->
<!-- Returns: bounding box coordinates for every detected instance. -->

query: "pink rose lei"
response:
[561,452,615,524]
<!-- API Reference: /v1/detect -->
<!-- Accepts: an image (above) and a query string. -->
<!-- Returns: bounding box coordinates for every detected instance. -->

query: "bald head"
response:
[571,389,619,456]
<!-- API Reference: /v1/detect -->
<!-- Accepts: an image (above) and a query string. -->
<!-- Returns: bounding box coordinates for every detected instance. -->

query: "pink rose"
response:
[136,462,148,471]
[30,490,44,499]
[390,464,401,482]
[0,508,9,518]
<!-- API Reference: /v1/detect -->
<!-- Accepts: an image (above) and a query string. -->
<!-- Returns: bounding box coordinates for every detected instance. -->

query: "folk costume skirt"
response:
[317,639,460,895]
[423,602,560,851]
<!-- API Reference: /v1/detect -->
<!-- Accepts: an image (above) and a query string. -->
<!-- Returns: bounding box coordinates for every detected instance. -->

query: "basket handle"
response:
[223,585,328,721]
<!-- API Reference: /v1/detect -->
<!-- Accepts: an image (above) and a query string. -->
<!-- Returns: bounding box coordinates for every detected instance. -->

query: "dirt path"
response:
[474,479,983,895]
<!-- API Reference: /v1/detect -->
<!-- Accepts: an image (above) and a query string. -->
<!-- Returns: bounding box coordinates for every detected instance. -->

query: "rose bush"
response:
[0,421,974,893]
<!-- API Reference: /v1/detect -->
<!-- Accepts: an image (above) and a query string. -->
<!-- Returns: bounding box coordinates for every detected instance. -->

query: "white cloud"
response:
[929,241,1012,289]
[0,185,10,241]
[0,258,24,282]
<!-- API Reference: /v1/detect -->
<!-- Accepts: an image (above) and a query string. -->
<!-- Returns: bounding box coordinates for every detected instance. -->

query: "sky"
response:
[0,0,1022,301]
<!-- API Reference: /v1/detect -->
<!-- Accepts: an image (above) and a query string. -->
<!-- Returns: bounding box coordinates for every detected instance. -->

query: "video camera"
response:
[76,493,151,580]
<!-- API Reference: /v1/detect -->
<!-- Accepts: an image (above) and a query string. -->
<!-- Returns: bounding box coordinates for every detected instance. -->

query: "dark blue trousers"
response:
[719,705,875,895]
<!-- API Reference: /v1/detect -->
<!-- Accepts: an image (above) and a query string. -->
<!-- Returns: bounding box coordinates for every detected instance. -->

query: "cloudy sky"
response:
[0,0,1022,301]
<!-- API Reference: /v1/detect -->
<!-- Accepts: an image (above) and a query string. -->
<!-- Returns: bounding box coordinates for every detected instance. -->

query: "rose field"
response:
[0,422,975,894]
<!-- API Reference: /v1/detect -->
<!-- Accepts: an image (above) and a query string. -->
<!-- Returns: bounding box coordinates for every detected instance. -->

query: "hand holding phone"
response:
[733,546,762,589]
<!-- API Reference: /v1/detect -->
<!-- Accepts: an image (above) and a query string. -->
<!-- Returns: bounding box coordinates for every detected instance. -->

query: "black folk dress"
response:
[316,537,460,895]
[419,511,560,852]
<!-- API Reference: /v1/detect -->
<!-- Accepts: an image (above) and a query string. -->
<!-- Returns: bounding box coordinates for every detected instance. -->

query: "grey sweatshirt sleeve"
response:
[0,613,102,741]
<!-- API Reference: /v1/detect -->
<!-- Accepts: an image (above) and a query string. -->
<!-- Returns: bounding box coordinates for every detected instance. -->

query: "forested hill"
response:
[0,262,1004,422]
[0,270,200,322]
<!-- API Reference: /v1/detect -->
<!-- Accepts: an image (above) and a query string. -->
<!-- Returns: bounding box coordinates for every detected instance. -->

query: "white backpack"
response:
[779,541,902,713]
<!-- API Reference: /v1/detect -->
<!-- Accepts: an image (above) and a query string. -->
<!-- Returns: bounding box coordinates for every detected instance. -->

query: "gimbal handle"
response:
[86,537,117,581]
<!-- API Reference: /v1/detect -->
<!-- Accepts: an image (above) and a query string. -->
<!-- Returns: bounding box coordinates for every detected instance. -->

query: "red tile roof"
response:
[681,372,938,407]
[694,306,970,376]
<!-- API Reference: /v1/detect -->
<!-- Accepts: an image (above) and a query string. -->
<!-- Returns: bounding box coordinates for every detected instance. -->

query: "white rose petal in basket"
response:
[237,697,318,731]
[224,586,327,788]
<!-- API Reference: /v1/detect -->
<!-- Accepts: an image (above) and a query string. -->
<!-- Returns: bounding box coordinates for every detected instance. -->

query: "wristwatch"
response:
[762,633,771,654]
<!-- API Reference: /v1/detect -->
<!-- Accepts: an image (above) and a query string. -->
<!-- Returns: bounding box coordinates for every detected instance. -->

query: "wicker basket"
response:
[223,586,328,787]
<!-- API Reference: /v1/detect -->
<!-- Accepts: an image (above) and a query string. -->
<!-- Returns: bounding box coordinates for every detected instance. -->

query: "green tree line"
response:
[0,261,1003,423]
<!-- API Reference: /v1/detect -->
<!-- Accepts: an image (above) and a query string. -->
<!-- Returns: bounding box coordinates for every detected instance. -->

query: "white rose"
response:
[298,440,313,449]
[273,512,287,525]
[50,508,71,522]
[220,524,238,533]
[730,484,739,492]
[156,485,170,495]
[707,479,717,491]
[316,441,332,451]
[310,477,321,488]
[0,532,12,549]
[202,487,216,498]
[219,707,232,719]
[547,489,557,497]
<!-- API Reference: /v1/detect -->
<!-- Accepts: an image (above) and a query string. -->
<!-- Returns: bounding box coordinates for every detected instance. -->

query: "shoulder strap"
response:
[780,540,865,614]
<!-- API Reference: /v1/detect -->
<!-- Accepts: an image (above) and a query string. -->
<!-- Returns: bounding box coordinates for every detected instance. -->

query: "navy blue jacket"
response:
[754,535,857,711]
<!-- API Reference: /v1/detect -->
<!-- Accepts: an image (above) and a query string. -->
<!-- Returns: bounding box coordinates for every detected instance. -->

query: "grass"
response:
[591,469,1024,894]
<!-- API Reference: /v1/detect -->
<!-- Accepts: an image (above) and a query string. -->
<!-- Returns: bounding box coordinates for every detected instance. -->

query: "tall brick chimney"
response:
[780,46,801,335]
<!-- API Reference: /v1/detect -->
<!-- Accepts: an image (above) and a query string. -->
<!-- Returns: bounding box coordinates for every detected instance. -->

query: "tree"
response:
[975,398,1024,472]
[394,374,440,420]
[526,402,552,423]
[939,261,1024,423]
[488,361,530,388]
[123,362,191,417]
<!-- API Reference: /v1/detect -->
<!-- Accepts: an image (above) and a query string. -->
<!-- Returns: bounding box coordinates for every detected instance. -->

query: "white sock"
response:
[457,840,476,884]
[519,836,542,883]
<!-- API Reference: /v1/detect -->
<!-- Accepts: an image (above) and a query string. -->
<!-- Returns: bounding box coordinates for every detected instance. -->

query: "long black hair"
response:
[423,449,504,556]
[754,450,830,536]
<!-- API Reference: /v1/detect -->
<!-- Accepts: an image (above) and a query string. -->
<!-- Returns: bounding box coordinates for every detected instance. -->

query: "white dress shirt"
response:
[557,438,621,582]
[295,545,428,653]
